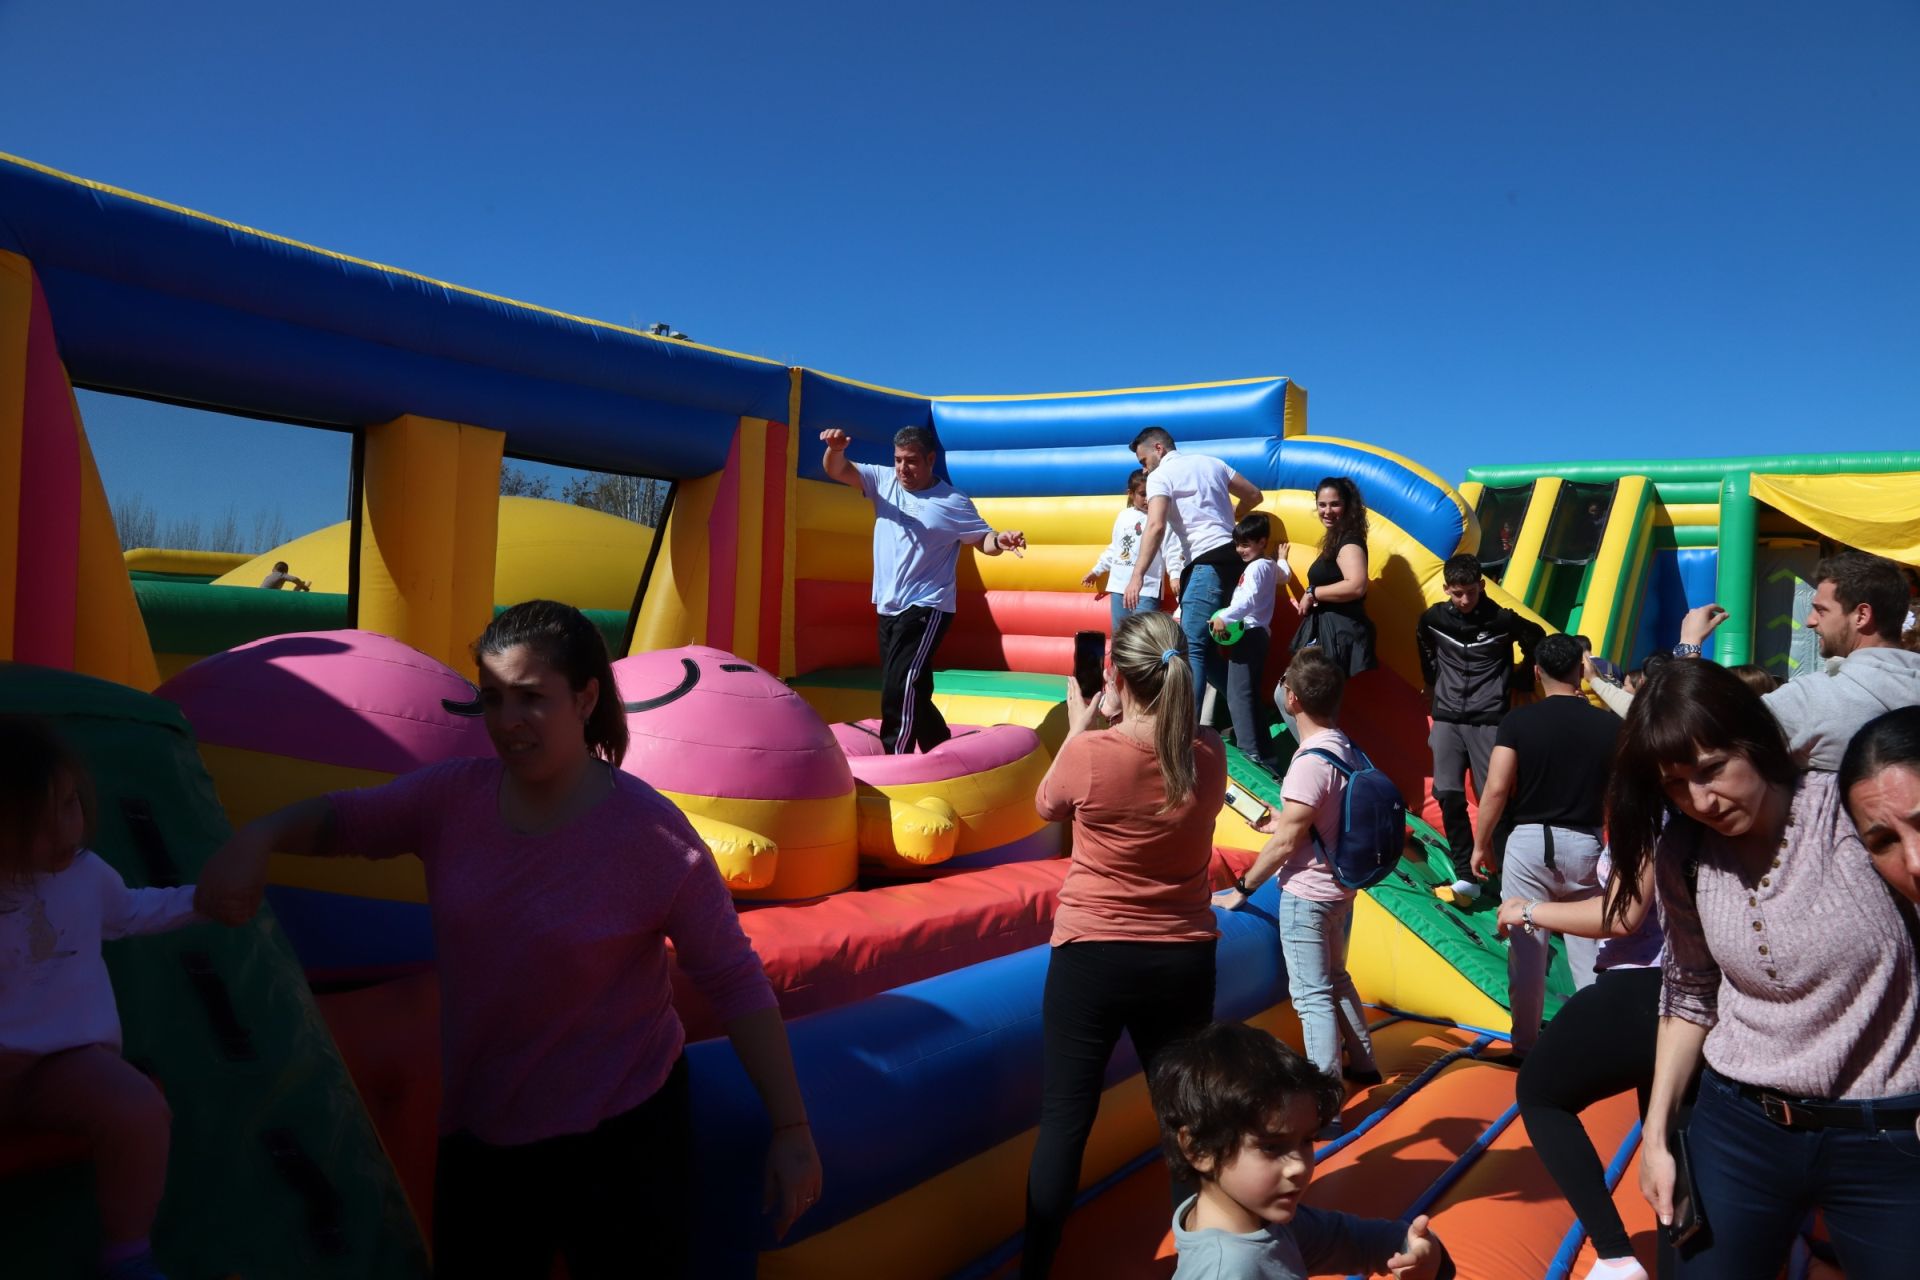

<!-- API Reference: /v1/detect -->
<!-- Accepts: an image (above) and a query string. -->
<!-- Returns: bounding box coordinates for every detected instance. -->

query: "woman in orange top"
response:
[1020,610,1229,1278]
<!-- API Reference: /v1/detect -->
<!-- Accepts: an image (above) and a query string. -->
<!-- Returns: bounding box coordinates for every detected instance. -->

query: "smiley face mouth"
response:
[624,658,702,713]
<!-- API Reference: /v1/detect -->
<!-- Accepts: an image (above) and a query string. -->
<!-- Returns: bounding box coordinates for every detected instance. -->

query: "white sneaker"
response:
[1585,1257,1649,1280]
[1448,879,1481,903]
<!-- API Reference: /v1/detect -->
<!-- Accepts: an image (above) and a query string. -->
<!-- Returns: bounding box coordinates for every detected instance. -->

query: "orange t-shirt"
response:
[1038,727,1227,945]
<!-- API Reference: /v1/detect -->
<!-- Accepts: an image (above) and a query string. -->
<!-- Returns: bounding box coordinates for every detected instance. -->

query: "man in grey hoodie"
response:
[1678,550,1920,771]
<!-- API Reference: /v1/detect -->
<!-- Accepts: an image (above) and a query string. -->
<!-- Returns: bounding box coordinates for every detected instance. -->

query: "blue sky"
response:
[6,1,1917,536]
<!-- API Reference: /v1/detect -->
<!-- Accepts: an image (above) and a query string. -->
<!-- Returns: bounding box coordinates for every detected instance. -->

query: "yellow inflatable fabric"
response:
[216,495,654,612]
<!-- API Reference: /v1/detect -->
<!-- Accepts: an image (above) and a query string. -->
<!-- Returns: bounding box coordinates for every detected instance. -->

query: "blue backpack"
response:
[1298,745,1409,890]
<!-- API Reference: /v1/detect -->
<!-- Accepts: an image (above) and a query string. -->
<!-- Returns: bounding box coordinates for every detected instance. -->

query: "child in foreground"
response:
[1150,1022,1453,1280]
[0,716,233,1280]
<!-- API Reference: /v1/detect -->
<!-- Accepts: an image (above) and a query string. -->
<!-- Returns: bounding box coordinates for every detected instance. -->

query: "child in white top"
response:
[1210,513,1290,772]
[1085,469,1184,633]
[1151,1021,1452,1280]
[0,716,230,1280]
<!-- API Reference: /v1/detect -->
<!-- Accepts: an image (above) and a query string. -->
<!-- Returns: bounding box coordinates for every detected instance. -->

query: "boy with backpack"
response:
[1215,648,1405,1110]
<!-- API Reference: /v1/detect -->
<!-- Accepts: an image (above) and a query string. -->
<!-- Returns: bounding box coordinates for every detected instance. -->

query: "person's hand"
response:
[1064,676,1103,735]
[195,827,274,925]
[1212,887,1248,912]
[1640,1134,1677,1227]
[1210,617,1228,638]
[1581,653,1599,682]
[1387,1214,1443,1279]
[1166,573,1180,596]
[1251,810,1281,835]
[1469,845,1497,881]
[818,428,851,452]
[1494,898,1529,939]
[1294,591,1314,616]
[1123,571,1145,610]
[1081,571,1100,588]
[1098,667,1122,720]
[763,1123,823,1241]
[996,530,1027,558]
[1679,603,1728,647]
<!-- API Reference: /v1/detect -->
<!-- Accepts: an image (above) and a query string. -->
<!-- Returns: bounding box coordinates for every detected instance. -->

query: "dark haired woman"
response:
[1607,660,1920,1278]
[198,600,821,1278]
[1021,610,1227,1278]
[1840,704,1920,904]
[1289,477,1375,676]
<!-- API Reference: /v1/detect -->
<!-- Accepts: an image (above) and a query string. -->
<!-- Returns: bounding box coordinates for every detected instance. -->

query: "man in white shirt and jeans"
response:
[1124,427,1264,721]
[820,426,1026,754]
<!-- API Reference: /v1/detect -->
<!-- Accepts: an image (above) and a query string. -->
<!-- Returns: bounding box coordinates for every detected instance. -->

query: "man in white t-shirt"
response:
[1125,427,1264,719]
[820,426,1026,754]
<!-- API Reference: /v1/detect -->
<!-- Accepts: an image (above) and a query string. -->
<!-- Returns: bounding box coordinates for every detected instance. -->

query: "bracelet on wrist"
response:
[1234,875,1254,896]
[1672,642,1704,659]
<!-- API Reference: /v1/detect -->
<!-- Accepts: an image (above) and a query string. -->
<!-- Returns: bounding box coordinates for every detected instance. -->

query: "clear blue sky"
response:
[6,1,1917,535]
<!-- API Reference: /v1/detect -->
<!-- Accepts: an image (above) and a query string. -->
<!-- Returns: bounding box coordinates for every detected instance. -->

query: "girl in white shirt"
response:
[1084,470,1184,633]
[0,717,224,1280]
[1210,513,1291,773]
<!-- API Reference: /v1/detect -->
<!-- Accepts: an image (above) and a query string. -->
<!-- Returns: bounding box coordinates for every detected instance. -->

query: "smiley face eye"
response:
[623,658,702,713]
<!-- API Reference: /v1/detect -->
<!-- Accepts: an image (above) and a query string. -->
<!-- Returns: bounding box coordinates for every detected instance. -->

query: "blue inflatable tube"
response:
[1276,438,1468,561]
[687,882,1286,1273]
[0,155,791,477]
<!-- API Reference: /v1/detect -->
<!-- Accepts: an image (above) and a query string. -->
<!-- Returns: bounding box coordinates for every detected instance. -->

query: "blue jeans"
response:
[1108,592,1161,634]
[1178,563,1228,722]
[1675,1068,1920,1279]
[1277,891,1376,1077]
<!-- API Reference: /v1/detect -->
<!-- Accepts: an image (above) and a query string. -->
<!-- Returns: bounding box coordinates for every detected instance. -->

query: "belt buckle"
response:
[1759,1092,1800,1128]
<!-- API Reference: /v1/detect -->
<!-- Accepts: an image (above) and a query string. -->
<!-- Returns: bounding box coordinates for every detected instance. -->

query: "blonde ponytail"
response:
[1111,611,1196,811]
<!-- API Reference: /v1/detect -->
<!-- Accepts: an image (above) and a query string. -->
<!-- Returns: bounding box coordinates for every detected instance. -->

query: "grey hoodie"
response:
[1764,645,1920,772]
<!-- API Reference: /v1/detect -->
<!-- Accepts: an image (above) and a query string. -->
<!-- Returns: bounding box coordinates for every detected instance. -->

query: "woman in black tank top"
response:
[1290,476,1376,676]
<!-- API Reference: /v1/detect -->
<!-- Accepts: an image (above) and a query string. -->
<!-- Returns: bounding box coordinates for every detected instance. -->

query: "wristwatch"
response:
[1234,874,1255,896]
[1672,642,1704,659]
[1521,901,1537,934]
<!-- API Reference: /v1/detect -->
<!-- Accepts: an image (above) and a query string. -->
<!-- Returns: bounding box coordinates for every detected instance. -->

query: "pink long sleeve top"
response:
[329,757,776,1145]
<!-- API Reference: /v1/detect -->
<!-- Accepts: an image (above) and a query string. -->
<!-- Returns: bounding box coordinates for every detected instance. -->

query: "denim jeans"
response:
[1108,591,1162,635]
[1674,1069,1920,1279]
[1277,891,1376,1077]
[1178,563,1228,722]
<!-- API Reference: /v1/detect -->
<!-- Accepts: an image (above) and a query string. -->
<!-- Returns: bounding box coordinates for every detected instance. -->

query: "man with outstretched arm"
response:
[820,426,1026,755]
[1125,427,1264,718]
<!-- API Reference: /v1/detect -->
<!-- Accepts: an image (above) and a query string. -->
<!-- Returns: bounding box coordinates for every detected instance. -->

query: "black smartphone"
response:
[1663,1127,1706,1251]
[1072,631,1107,701]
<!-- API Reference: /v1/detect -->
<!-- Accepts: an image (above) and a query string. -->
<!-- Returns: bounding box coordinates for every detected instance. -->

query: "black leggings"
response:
[433,1056,692,1279]
[1516,966,1672,1273]
[1022,939,1216,1279]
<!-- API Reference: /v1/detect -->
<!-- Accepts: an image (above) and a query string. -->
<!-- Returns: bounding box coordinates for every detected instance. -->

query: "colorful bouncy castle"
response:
[6,148,1866,1278]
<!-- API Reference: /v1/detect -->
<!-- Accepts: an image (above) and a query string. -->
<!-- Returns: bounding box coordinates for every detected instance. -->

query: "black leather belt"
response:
[1735,1081,1920,1131]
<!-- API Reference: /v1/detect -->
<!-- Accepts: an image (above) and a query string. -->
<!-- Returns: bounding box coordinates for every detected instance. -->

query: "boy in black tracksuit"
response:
[1416,553,1545,901]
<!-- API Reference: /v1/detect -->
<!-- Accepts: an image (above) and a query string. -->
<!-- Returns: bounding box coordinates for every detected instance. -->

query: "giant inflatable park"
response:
[3,152,1916,1279]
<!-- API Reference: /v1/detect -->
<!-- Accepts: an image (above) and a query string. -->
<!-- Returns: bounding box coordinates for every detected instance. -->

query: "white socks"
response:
[1586,1256,1649,1280]
[1448,879,1481,902]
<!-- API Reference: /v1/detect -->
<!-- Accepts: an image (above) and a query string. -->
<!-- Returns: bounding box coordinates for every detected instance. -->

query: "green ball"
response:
[1210,611,1246,646]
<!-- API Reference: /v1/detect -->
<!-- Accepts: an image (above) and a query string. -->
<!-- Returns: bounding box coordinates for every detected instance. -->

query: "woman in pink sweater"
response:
[198,601,820,1279]
[1606,660,1919,1279]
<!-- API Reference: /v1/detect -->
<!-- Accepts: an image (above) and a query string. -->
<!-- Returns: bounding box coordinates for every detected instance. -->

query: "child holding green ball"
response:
[1210,513,1290,774]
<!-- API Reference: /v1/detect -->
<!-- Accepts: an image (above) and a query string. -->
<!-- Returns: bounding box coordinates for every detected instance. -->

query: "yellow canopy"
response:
[1748,472,1920,566]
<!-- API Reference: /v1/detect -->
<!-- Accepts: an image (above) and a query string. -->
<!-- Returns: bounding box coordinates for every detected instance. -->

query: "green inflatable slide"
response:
[0,665,426,1280]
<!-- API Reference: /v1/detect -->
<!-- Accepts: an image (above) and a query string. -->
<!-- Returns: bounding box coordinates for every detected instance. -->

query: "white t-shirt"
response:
[0,851,201,1055]
[854,463,993,616]
[1273,728,1359,903]
[1145,451,1238,564]
[1216,558,1289,631]
[1090,507,1185,598]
